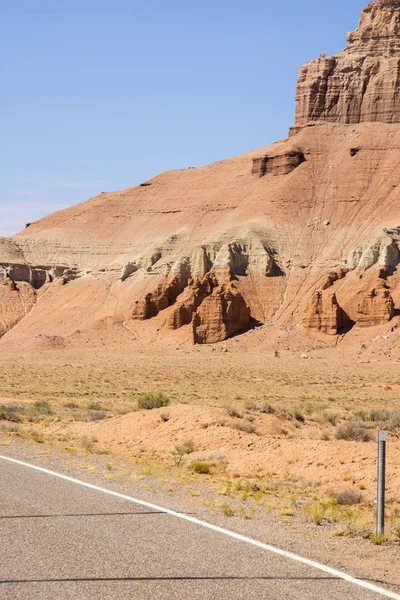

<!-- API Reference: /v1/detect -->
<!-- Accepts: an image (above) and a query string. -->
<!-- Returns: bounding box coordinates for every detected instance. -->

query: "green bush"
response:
[189,461,212,474]
[137,392,170,410]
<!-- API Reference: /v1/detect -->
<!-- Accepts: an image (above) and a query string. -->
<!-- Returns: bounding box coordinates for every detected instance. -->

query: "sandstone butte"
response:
[2,0,400,354]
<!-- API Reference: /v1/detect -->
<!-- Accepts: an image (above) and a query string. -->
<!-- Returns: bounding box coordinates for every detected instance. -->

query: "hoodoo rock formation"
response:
[302,290,350,336]
[1,0,400,351]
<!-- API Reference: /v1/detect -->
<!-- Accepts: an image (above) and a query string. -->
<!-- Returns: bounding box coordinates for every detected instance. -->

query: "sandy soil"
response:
[0,343,399,547]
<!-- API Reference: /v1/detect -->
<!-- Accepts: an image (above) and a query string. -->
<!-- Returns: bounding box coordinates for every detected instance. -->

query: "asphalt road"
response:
[0,455,397,600]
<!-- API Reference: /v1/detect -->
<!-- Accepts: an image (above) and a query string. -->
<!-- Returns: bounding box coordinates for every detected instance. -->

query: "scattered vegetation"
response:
[137,392,170,410]
[64,401,79,409]
[335,420,373,442]
[226,407,242,419]
[230,421,258,434]
[172,440,196,466]
[87,401,103,411]
[32,400,53,416]
[189,461,212,474]
[87,410,107,421]
[0,404,24,423]
[30,429,45,444]
[333,489,363,506]
[371,533,387,546]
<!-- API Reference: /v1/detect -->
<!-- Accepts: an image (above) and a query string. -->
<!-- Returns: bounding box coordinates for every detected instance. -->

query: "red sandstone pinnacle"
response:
[132,276,186,320]
[133,269,251,344]
[190,278,251,344]
[302,290,350,335]
[356,284,395,327]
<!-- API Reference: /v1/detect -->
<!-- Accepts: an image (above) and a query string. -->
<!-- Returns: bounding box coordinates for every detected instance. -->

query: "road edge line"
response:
[1,453,399,599]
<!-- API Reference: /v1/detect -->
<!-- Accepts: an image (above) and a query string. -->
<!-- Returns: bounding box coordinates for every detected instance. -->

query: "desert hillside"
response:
[2,1,400,565]
[0,0,400,356]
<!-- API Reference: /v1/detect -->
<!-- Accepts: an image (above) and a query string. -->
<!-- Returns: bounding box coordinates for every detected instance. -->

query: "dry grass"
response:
[1,347,400,544]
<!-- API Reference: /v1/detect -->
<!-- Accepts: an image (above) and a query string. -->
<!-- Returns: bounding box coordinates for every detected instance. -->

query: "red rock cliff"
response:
[292,0,400,132]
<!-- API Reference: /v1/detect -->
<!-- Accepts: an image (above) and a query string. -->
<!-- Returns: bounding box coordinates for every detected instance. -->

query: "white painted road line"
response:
[1,454,399,600]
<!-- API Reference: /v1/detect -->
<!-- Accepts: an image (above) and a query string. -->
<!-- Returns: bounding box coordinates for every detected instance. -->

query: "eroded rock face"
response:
[133,268,251,344]
[190,276,251,344]
[356,281,395,327]
[347,229,400,272]
[132,276,187,320]
[292,0,400,131]
[252,150,306,177]
[165,273,218,330]
[302,290,350,335]
[0,262,81,290]
[0,279,37,337]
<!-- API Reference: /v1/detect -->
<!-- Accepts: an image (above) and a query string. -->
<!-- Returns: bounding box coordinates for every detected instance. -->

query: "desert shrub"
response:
[260,404,275,414]
[231,421,257,434]
[369,409,390,422]
[0,404,24,423]
[354,410,368,421]
[189,461,212,474]
[160,411,170,422]
[322,411,340,426]
[64,401,79,409]
[392,522,400,541]
[371,533,387,546]
[227,407,242,418]
[138,392,170,410]
[32,400,53,416]
[333,489,363,506]
[0,423,20,433]
[87,410,107,421]
[307,503,325,525]
[245,402,258,412]
[354,409,400,431]
[335,420,372,442]
[30,429,45,444]
[339,521,372,540]
[220,502,235,517]
[176,440,196,455]
[81,435,96,452]
[294,409,305,423]
[387,413,400,431]
[87,401,103,411]
[173,440,196,465]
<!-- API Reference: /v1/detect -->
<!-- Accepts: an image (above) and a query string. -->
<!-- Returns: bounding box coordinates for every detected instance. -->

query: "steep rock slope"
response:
[292,0,400,132]
[1,0,400,349]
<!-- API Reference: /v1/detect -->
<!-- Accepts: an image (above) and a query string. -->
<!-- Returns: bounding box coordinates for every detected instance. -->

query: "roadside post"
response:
[376,430,387,537]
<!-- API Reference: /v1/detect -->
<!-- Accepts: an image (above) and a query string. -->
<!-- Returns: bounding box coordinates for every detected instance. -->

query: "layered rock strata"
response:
[1,1,400,348]
[189,276,251,344]
[0,279,37,337]
[302,290,350,335]
[133,269,251,344]
[292,0,400,132]
[356,280,395,327]
[252,150,306,177]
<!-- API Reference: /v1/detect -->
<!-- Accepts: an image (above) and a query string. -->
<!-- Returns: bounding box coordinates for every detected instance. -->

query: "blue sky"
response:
[1,0,367,235]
